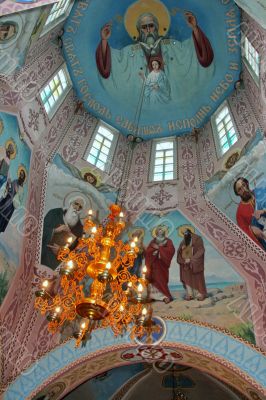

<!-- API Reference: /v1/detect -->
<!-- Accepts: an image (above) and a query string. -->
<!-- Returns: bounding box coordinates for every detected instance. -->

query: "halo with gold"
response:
[151,224,169,238]
[80,167,102,187]
[5,138,17,160]
[124,0,171,40]
[128,227,145,241]
[178,224,195,238]
[17,164,27,182]
[223,149,241,171]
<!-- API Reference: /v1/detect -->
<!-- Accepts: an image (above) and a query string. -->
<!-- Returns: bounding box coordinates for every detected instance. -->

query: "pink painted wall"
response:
[0,7,265,392]
[0,1,57,17]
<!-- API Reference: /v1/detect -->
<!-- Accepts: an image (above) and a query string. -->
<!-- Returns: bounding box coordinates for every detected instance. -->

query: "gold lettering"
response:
[78,1,90,10]
[74,69,83,77]
[226,8,236,18]
[229,62,239,70]
[168,121,176,131]
[66,25,77,34]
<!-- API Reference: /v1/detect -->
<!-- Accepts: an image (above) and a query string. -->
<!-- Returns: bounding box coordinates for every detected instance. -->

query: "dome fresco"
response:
[63,0,241,139]
[1,2,266,399]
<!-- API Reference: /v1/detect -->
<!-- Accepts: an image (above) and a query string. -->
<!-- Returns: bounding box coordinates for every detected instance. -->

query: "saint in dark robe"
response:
[41,198,84,270]
[177,230,207,301]
[0,169,25,233]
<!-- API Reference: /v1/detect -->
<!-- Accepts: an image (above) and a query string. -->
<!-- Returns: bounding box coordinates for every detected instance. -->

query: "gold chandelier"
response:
[35,204,155,346]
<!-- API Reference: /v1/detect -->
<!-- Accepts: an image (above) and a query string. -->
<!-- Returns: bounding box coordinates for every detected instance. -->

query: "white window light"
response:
[86,124,117,171]
[40,66,72,117]
[242,34,260,80]
[213,103,238,156]
[44,0,72,29]
[152,139,176,182]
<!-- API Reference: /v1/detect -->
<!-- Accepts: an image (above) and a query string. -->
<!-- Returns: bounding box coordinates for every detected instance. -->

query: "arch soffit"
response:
[4,320,266,400]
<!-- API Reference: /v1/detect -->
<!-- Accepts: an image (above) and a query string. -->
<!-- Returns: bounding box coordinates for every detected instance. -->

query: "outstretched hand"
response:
[53,224,71,234]
[101,23,112,41]
[184,11,197,30]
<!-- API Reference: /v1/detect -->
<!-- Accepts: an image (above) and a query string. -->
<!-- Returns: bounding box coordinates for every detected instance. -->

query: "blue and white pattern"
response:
[4,321,266,400]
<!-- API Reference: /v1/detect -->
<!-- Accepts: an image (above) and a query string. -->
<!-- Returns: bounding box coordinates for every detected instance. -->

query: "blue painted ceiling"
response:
[63,0,241,139]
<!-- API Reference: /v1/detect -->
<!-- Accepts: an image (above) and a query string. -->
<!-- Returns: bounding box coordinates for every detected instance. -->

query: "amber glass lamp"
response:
[35,204,153,346]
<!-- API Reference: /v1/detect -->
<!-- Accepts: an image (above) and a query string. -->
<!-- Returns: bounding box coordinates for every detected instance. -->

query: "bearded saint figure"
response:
[176,229,207,301]
[145,225,175,304]
[96,10,214,107]
[41,197,84,270]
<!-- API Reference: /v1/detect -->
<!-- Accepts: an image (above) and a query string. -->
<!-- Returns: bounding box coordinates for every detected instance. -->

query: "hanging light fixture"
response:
[35,204,155,346]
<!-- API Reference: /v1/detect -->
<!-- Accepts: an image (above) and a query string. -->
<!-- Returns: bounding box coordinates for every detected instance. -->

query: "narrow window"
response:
[152,140,176,182]
[86,124,117,171]
[44,0,72,27]
[214,103,238,155]
[242,34,260,81]
[40,66,72,117]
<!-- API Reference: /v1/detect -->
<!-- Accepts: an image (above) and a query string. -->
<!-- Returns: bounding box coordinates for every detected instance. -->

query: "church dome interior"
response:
[0,1,265,399]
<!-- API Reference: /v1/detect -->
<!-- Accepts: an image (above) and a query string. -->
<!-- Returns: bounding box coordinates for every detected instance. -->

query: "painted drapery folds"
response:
[40,149,255,344]
[63,0,241,138]
[0,113,31,305]
[40,155,116,271]
[123,210,255,344]
[206,131,266,252]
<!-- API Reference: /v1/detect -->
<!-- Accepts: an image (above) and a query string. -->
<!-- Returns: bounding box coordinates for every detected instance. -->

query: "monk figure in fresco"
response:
[145,225,175,304]
[177,229,207,301]
[96,10,214,107]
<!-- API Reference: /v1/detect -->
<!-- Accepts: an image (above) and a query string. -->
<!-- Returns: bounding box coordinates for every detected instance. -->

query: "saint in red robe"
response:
[236,200,263,248]
[145,237,175,301]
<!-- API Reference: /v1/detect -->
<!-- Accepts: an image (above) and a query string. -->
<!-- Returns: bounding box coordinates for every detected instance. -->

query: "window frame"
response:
[212,101,239,158]
[241,33,260,85]
[84,121,118,173]
[149,137,177,183]
[40,64,72,120]
[41,0,74,37]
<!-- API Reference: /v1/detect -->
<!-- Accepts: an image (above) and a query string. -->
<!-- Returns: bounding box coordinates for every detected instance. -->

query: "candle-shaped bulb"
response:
[106,262,111,270]
[142,307,147,316]
[81,322,86,329]
[142,265,147,274]
[137,283,143,293]
[88,209,93,216]
[55,306,61,313]
[119,211,124,218]
[67,260,74,269]
[91,226,97,234]
[130,241,136,249]
[128,282,132,288]
[67,237,73,245]
[42,280,49,288]
[119,304,124,312]
[134,236,138,242]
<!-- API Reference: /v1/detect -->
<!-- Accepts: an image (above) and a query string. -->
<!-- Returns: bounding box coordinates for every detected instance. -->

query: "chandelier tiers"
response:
[35,204,154,346]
